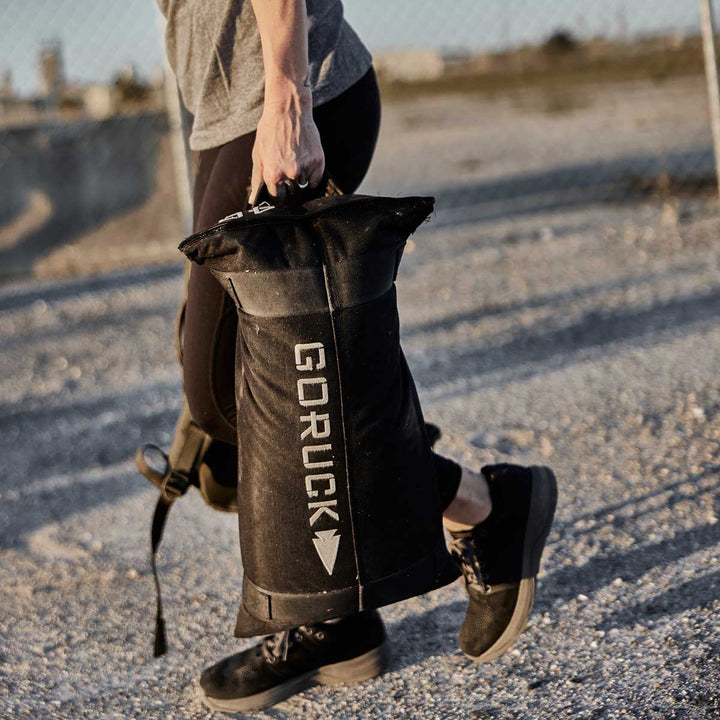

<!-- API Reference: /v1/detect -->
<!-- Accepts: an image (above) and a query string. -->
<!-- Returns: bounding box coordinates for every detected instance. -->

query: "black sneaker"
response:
[199,610,387,713]
[448,464,557,662]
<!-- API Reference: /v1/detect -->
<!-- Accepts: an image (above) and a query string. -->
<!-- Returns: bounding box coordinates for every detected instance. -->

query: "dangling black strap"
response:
[137,439,195,657]
[148,468,191,657]
[150,494,173,657]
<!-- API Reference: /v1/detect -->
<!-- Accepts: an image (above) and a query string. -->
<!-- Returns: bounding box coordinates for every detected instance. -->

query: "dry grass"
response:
[379,42,705,103]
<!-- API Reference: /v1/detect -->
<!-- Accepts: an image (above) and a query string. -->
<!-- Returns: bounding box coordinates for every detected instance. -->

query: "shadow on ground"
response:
[0,263,183,312]
[409,287,720,399]
[0,380,180,546]
[422,146,714,231]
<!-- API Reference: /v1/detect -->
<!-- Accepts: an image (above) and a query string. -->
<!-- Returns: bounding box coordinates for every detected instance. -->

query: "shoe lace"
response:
[448,534,491,593]
[260,625,315,663]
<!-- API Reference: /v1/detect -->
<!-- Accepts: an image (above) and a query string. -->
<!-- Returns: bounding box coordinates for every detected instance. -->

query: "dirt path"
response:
[1,78,718,718]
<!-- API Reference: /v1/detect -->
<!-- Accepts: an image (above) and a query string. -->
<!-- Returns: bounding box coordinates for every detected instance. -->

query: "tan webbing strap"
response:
[167,400,213,480]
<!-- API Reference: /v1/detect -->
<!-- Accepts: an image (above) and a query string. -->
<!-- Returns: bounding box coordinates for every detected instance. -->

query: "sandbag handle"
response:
[248,172,343,210]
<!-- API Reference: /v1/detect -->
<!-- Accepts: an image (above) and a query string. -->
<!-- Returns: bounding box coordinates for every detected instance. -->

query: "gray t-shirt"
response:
[157,0,373,150]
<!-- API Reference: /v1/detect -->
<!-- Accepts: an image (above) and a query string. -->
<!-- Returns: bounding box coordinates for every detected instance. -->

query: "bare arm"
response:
[250,0,325,201]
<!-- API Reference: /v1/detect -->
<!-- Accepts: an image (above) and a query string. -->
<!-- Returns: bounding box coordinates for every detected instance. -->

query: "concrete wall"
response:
[0,113,168,276]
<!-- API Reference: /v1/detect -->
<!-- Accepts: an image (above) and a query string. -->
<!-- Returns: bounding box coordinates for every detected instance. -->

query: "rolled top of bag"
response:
[178,194,434,272]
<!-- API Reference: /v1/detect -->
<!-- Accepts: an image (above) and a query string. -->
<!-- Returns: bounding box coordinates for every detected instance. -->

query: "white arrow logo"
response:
[312,530,340,575]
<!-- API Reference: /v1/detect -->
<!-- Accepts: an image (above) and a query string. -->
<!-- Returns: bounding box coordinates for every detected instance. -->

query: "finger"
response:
[250,160,264,206]
[273,182,287,205]
[308,156,325,189]
[264,166,282,199]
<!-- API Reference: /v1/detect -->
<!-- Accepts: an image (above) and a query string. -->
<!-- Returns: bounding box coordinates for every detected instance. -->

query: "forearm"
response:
[251,0,312,110]
[249,0,325,197]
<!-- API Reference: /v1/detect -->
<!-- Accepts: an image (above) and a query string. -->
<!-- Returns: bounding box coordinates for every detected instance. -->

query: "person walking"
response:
[156,0,557,712]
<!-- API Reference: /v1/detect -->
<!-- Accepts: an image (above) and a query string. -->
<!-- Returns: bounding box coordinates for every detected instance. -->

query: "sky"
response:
[0,0,713,96]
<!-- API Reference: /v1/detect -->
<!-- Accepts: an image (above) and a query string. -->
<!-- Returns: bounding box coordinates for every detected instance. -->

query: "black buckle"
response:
[160,470,191,502]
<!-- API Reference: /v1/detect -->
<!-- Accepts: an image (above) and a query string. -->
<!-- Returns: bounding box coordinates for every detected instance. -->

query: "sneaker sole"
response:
[199,642,387,713]
[465,465,558,663]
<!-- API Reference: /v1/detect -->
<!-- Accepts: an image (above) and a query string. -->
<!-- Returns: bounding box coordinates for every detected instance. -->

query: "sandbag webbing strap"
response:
[238,539,458,628]
[167,402,213,481]
[134,403,211,499]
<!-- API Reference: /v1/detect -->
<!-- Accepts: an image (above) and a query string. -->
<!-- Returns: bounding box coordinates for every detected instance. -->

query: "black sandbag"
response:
[179,194,459,636]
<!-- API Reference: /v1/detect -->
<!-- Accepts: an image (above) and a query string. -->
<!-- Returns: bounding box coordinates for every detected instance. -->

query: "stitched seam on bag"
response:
[223,274,395,318]
[226,277,242,308]
[321,261,363,604]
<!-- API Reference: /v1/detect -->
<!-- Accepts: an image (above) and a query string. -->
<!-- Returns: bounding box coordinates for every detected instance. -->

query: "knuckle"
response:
[266,169,284,185]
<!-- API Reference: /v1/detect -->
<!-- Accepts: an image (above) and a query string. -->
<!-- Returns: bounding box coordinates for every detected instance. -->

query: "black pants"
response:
[183,68,462,510]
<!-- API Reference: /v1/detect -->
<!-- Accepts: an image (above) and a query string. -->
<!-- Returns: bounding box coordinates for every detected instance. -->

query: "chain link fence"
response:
[0,0,718,282]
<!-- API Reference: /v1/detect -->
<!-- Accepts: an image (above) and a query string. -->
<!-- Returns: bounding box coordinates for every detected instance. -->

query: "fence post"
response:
[700,0,720,199]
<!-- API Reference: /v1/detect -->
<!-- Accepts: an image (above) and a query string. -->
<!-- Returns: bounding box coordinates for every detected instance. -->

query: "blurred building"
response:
[0,69,13,118]
[374,49,445,82]
[39,40,65,108]
[83,84,120,119]
[117,63,139,86]
[0,70,11,99]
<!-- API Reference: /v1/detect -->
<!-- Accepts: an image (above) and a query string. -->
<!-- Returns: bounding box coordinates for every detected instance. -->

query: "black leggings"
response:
[183,69,461,508]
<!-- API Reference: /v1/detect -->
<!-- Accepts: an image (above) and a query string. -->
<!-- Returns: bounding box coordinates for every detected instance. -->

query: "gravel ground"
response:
[1,81,719,719]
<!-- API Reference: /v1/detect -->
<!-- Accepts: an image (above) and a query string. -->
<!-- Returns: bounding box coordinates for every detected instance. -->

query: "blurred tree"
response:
[114,73,150,103]
[543,29,579,55]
